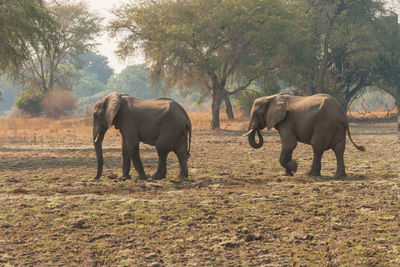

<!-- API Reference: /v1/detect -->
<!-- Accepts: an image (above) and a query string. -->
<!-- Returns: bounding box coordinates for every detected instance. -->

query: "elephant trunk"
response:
[94,132,105,180]
[247,129,263,149]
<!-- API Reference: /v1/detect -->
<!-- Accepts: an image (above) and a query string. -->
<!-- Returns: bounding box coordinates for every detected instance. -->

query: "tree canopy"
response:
[77,52,114,84]
[109,0,301,129]
[73,52,114,99]
[0,0,55,73]
[0,0,56,100]
[1,0,399,123]
[9,0,103,115]
[285,0,388,109]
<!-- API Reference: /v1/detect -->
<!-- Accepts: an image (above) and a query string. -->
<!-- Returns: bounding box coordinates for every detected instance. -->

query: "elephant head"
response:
[93,92,122,179]
[243,94,288,149]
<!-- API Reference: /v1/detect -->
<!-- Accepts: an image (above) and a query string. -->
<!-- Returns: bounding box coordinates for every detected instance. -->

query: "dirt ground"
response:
[0,119,398,266]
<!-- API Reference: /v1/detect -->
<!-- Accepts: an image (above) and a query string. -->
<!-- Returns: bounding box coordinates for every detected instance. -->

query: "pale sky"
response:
[85,0,143,73]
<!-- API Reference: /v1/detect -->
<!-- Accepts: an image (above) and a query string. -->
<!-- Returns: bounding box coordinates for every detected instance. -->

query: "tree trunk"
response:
[224,93,234,121]
[316,35,330,93]
[211,84,224,129]
[396,97,399,132]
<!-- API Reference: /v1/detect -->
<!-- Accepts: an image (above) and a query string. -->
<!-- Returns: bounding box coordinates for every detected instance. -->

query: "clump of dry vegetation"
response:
[42,90,77,119]
[348,106,397,121]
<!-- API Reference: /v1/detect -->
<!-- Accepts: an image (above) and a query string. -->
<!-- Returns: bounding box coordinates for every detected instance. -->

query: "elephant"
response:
[243,93,365,178]
[93,92,191,181]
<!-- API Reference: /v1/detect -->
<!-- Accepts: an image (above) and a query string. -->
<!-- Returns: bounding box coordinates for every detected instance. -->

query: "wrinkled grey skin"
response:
[93,92,191,181]
[244,93,364,178]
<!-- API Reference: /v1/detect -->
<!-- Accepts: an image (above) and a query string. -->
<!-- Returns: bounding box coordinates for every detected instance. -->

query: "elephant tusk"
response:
[94,134,100,143]
[242,129,255,137]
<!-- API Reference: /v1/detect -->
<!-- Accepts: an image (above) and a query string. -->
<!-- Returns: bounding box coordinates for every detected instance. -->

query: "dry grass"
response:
[0,108,396,144]
[188,110,249,131]
[347,107,397,120]
[0,116,93,143]
[0,110,251,143]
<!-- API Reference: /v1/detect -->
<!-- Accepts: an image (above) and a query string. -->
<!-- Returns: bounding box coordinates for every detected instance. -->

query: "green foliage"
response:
[289,0,387,109]
[105,65,162,98]
[15,92,43,117]
[76,65,163,111]
[9,0,102,114]
[109,0,298,128]
[372,14,400,102]
[236,90,262,116]
[73,52,114,110]
[74,72,106,98]
[0,0,55,73]
[7,0,103,116]
[77,52,114,84]
[110,0,296,89]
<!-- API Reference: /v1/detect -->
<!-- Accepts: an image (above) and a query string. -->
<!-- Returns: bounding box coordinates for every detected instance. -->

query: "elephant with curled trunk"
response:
[93,92,191,180]
[244,93,365,178]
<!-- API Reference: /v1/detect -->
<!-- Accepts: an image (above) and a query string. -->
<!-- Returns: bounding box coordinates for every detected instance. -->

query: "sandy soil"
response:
[0,121,398,266]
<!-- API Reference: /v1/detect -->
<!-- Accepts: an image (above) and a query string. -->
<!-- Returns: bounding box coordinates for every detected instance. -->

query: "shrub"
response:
[42,90,77,118]
[15,92,43,117]
[235,90,262,116]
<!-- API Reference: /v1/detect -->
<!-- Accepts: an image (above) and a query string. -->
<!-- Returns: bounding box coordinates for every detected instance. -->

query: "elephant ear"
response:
[104,92,122,129]
[265,95,287,130]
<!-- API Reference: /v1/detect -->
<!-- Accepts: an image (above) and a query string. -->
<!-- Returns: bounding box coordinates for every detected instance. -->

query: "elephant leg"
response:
[308,146,324,176]
[121,140,131,180]
[152,149,168,180]
[174,142,189,179]
[279,139,297,176]
[332,140,347,178]
[126,141,147,180]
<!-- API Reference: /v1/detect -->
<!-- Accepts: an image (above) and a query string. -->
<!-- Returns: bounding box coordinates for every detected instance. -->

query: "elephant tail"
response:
[186,120,192,158]
[344,121,365,151]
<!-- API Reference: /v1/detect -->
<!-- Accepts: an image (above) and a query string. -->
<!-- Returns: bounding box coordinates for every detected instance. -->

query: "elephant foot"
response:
[308,170,321,177]
[288,160,298,173]
[177,173,188,179]
[152,172,166,180]
[135,174,148,181]
[119,174,131,181]
[335,171,347,179]
[285,170,294,176]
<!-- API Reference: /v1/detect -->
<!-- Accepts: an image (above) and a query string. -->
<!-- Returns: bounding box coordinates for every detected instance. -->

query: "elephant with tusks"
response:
[244,93,364,178]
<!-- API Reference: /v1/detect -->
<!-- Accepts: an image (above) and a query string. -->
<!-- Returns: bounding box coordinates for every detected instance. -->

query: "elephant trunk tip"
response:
[94,133,104,180]
[247,129,264,149]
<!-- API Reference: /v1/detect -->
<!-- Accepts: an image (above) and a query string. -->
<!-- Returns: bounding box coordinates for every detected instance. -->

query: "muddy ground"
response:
[0,121,398,266]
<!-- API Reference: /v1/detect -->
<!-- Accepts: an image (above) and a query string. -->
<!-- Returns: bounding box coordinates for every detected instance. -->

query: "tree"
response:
[10,0,102,115]
[109,0,296,129]
[106,65,162,99]
[0,0,55,98]
[73,72,106,98]
[292,0,386,109]
[73,52,114,99]
[372,13,400,130]
[77,52,114,84]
